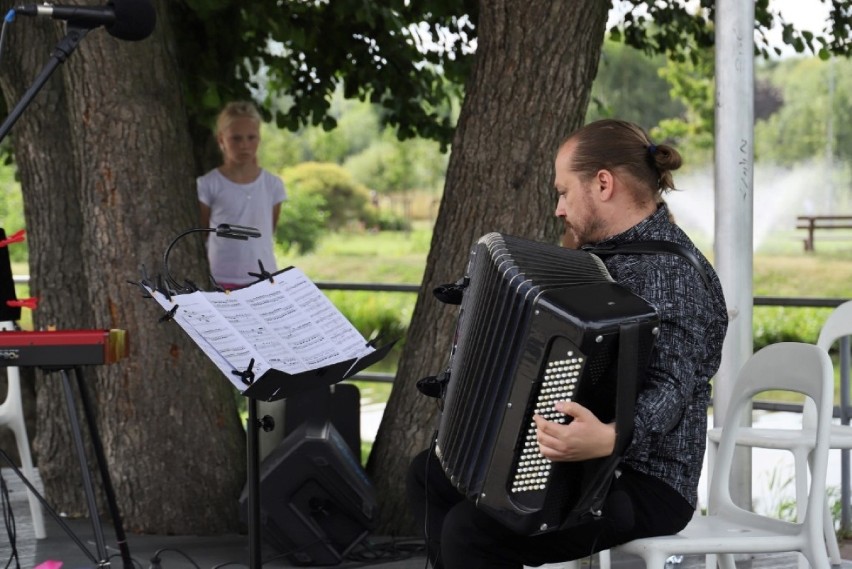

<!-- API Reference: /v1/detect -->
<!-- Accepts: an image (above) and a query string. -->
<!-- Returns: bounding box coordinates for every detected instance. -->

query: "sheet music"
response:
[248,269,374,366]
[207,290,307,373]
[145,268,374,390]
[146,287,271,391]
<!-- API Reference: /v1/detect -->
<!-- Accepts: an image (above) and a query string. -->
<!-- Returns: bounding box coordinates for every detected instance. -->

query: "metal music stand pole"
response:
[246,398,262,569]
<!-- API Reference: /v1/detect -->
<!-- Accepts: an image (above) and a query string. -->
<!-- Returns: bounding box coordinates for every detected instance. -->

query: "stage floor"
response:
[4,468,851,569]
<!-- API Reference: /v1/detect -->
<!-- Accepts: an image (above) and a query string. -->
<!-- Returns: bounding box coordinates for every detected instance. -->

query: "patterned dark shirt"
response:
[584,204,728,507]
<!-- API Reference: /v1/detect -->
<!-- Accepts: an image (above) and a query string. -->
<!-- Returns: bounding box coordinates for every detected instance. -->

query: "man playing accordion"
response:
[407,119,729,569]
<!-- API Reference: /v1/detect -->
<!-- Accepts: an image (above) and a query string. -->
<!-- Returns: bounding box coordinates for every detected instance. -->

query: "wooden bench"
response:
[797,215,852,252]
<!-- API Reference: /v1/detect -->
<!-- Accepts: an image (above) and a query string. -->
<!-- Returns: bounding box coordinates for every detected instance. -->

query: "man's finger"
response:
[555,400,590,420]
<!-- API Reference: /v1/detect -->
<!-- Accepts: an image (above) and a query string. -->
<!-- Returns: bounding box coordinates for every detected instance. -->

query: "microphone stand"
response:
[0,20,136,569]
[0,23,89,144]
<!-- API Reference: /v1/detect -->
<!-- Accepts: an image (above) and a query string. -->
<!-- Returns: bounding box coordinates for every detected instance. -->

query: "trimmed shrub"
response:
[281,162,372,230]
[275,190,327,255]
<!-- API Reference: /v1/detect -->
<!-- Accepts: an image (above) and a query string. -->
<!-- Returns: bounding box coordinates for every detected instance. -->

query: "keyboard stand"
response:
[0,366,133,568]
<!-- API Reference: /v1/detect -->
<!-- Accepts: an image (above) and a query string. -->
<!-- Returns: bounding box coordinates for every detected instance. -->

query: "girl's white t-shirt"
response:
[197,168,286,286]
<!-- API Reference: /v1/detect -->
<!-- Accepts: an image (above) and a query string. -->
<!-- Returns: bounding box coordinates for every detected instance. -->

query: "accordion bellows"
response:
[434,233,659,534]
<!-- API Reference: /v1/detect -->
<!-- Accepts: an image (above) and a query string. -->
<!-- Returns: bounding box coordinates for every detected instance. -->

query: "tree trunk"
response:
[367,0,610,534]
[0,3,94,514]
[0,1,246,533]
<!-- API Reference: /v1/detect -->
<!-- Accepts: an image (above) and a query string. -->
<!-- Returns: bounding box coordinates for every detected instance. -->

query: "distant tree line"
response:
[4,39,847,262]
[6,39,848,264]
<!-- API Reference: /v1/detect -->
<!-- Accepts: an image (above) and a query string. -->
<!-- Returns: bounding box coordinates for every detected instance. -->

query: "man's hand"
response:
[533,401,616,462]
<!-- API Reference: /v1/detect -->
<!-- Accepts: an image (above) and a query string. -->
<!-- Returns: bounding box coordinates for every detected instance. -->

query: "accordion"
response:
[434,233,659,535]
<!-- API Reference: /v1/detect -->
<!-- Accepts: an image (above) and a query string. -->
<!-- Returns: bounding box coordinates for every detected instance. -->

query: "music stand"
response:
[143,227,395,568]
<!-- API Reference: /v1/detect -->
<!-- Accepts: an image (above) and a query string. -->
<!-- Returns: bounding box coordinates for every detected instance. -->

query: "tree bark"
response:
[0,1,246,533]
[367,0,610,534]
[0,4,93,514]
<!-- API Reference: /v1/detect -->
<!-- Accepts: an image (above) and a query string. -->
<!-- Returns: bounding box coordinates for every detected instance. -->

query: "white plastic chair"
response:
[525,551,610,569]
[0,320,46,538]
[703,300,852,566]
[613,342,834,569]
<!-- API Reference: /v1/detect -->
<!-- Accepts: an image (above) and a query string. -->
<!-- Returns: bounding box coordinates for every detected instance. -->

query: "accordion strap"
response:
[559,320,642,530]
[584,240,712,291]
[614,321,640,455]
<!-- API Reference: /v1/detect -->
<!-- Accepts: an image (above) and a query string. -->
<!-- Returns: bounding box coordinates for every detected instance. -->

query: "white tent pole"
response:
[714,0,755,508]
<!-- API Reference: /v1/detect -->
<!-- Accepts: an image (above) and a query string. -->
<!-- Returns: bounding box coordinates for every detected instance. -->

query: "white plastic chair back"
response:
[614,342,834,569]
[802,300,852,430]
[0,320,46,538]
[817,300,852,353]
[710,343,832,522]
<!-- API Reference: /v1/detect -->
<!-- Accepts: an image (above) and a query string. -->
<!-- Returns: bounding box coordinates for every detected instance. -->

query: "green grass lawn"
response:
[278,227,431,409]
[283,224,431,284]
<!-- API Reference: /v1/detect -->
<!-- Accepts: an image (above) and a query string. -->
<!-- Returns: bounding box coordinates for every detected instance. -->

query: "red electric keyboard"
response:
[0,328,128,368]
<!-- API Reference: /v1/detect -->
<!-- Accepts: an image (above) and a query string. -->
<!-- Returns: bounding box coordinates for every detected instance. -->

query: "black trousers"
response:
[406,449,695,569]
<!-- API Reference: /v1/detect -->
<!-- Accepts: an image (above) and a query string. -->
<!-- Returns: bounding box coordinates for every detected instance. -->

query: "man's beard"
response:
[567,209,605,247]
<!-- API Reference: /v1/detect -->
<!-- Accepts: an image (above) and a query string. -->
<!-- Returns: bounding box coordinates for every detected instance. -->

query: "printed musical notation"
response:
[145,268,374,392]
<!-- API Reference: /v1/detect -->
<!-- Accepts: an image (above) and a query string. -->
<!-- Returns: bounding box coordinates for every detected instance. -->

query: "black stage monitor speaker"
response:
[240,419,377,566]
[284,383,361,462]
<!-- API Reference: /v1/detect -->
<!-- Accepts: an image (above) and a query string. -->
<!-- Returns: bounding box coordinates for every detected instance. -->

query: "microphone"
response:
[14,0,156,41]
